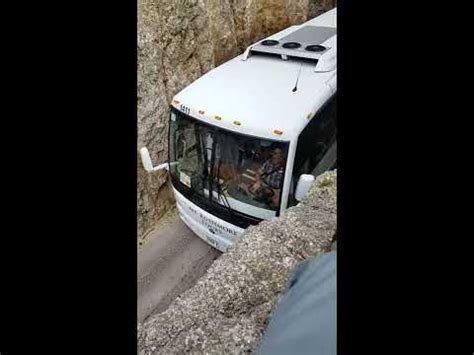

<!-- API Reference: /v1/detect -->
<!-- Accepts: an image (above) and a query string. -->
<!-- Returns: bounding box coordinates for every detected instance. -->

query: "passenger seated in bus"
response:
[240,146,285,209]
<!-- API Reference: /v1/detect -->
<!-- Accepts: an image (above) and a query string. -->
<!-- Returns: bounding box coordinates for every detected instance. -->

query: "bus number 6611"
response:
[180,104,190,115]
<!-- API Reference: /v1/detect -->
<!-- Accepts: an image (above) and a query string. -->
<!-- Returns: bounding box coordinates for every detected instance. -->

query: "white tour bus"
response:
[140,8,337,252]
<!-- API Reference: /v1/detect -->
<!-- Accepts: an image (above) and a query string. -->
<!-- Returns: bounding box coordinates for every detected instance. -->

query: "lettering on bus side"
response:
[199,213,238,237]
[188,205,198,215]
[183,201,238,237]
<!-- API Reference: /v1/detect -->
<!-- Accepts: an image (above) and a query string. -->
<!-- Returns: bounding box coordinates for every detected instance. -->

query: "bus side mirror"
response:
[140,147,169,173]
[295,174,315,201]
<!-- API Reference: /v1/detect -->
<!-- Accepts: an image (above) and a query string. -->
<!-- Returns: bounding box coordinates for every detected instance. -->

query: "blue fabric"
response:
[257,251,337,355]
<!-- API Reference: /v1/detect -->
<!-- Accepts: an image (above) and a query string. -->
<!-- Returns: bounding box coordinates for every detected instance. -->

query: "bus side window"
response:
[288,97,336,207]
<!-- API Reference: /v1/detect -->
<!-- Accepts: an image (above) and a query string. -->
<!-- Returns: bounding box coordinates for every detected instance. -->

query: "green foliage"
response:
[316,175,335,188]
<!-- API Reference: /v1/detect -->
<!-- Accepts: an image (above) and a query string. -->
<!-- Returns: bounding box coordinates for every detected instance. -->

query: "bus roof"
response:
[172,8,337,142]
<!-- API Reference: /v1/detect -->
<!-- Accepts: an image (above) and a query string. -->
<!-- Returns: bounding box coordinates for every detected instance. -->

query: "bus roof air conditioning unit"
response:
[242,25,336,71]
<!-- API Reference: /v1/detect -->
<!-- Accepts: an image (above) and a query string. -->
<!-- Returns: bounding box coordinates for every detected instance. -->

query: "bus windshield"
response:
[169,108,289,221]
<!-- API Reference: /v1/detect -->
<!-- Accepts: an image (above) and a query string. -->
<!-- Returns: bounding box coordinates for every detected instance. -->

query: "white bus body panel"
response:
[171,8,337,143]
[169,8,337,250]
[173,188,245,252]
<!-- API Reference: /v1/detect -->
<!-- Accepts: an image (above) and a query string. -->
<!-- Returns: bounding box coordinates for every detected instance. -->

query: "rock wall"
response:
[137,170,337,354]
[138,0,335,238]
[138,0,215,238]
[308,0,336,18]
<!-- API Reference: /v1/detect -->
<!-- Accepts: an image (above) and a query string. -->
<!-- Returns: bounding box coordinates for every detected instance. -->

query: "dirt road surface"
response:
[138,210,221,323]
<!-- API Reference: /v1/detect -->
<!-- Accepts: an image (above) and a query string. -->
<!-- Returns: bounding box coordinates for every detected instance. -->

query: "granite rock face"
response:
[308,0,336,18]
[138,0,215,238]
[137,170,337,354]
[137,0,336,238]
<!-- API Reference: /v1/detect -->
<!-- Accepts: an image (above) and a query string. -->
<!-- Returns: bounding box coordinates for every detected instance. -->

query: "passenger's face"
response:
[271,149,283,164]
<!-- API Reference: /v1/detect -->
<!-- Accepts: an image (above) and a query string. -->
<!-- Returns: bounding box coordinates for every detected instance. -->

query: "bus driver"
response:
[247,146,285,209]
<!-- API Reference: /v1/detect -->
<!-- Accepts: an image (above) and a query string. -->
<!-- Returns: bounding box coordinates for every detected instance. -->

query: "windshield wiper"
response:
[213,157,239,220]
[200,130,239,221]
[214,161,229,207]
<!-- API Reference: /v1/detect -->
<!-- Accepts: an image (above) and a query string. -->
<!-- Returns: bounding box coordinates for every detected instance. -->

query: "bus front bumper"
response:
[173,189,244,252]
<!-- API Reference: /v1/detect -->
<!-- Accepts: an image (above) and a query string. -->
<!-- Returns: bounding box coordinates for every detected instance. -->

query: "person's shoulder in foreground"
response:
[256,251,336,355]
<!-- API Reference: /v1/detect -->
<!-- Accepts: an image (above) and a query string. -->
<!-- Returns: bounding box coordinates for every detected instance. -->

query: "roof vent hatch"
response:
[282,42,301,49]
[305,44,326,52]
[261,39,279,46]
